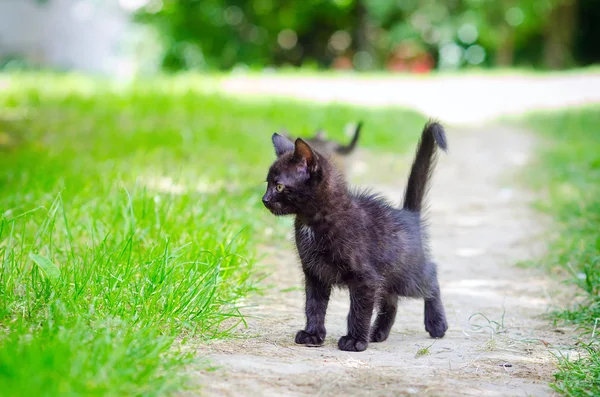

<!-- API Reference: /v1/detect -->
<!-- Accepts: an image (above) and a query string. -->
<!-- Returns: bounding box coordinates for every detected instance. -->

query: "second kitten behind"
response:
[280,122,362,175]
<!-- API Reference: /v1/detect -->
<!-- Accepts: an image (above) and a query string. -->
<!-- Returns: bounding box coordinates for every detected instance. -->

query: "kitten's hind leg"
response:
[370,292,398,342]
[338,285,376,352]
[423,262,448,338]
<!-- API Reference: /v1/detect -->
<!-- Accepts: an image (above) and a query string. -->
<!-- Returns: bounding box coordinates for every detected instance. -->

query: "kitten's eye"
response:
[275,183,284,192]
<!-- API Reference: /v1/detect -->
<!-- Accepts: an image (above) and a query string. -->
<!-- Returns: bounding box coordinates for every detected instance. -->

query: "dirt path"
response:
[192,124,574,397]
[221,73,600,124]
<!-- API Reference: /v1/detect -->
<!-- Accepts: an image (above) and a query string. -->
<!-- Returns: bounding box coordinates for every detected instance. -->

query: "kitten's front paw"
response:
[295,330,325,346]
[338,335,368,352]
[425,315,448,338]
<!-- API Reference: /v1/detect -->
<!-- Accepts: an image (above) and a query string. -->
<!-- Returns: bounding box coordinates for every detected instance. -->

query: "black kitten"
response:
[262,121,449,352]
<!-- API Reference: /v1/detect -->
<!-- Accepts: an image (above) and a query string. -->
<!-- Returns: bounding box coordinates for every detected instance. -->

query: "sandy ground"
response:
[220,73,600,125]
[188,121,578,397]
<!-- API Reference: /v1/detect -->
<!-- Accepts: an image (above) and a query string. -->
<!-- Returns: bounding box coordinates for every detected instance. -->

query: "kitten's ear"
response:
[272,133,295,157]
[293,138,318,172]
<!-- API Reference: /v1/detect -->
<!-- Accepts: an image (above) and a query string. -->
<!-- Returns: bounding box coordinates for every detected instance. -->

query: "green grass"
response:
[0,73,425,396]
[414,341,435,358]
[523,105,600,396]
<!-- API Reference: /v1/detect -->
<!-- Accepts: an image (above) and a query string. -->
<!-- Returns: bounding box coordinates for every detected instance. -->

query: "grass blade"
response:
[29,253,60,284]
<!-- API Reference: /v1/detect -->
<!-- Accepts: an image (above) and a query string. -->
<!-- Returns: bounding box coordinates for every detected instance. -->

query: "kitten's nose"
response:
[262,194,271,206]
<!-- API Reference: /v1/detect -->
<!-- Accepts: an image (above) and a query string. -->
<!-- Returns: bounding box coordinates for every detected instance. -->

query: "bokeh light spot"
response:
[278,29,298,50]
[465,45,486,65]
[328,31,352,54]
[505,7,525,27]
[224,6,244,26]
[458,23,478,45]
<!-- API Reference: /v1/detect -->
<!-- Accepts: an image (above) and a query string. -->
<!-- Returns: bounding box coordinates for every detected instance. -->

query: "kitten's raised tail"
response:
[402,121,447,212]
[335,121,362,155]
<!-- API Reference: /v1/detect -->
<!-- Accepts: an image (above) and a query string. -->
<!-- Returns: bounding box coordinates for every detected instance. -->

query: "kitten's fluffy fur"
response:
[262,121,448,352]
[280,122,362,175]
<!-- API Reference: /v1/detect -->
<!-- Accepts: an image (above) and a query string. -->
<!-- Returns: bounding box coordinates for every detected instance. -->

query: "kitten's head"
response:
[262,133,323,216]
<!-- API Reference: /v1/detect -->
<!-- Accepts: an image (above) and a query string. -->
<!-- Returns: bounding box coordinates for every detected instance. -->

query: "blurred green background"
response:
[1,0,598,74]
[1,2,600,396]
